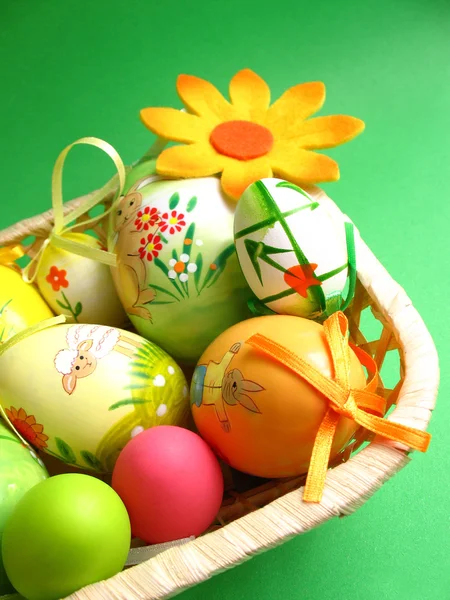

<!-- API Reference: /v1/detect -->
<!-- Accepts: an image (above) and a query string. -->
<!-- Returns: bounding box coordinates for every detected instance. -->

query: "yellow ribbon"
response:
[247,311,431,503]
[23,137,127,283]
[0,245,24,268]
[0,314,68,446]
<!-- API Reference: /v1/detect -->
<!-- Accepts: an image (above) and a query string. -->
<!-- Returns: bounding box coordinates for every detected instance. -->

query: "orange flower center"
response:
[174,261,186,273]
[210,120,274,160]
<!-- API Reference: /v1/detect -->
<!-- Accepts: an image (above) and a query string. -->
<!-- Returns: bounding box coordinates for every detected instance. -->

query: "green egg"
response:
[0,421,48,594]
[2,473,131,600]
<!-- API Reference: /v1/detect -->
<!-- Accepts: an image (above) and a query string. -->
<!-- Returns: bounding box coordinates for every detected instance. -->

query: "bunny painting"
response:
[54,324,142,395]
[111,175,161,320]
[191,342,264,432]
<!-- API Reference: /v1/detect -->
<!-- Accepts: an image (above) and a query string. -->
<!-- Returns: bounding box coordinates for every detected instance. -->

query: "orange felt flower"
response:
[140,69,365,200]
[6,407,49,449]
[284,263,322,298]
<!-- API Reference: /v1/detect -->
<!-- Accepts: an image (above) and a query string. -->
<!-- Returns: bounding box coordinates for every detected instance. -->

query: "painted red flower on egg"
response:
[5,407,49,449]
[139,233,163,262]
[284,263,322,298]
[135,206,160,231]
[160,210,186,235]
[46,266,69,292]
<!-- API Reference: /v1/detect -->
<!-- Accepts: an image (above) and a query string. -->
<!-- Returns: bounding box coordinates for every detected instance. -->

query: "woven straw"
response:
[0,187,439,600]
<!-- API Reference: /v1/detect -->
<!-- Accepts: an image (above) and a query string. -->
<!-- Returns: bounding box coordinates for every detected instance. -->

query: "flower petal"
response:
[221,157,272,200]
[156,143,225,178]
[294,115,365,149]
[140,108,210,143]
[270,142,339,184]
[177,74,237,123]
[266,82,326,138]
[229,69,271,122]
[18,408,27,421]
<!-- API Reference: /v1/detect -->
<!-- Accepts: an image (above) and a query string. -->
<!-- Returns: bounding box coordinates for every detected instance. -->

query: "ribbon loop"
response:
[23,137,127,283]
[247,311,431,503]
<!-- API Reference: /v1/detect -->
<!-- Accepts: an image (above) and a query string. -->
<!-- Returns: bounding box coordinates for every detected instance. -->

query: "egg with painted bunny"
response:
[108,160,253,366]
[0,322,189,472]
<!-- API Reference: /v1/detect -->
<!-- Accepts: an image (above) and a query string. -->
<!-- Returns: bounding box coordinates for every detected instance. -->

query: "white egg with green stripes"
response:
[234,178,356,320]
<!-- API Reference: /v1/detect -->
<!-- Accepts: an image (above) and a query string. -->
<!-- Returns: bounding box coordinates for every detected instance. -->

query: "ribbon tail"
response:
[304,408,340,502]
[0,245,24,265]
[0,314,67,358]
[355,410,431,452]
[50,235,117,267]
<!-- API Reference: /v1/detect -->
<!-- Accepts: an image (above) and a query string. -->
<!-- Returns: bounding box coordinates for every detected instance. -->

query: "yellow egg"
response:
[0,323,190,472]
[0,265,53,344]
[36,233,126,327]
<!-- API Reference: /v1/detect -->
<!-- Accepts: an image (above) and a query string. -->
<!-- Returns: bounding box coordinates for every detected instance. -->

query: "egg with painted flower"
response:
[234,178,354,319]
[36,232,126,327]
[108,160,253,365]
[0,322,189,472]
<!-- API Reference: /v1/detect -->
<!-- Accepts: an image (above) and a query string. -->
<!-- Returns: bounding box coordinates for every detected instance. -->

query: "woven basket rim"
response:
[0,188,439,600]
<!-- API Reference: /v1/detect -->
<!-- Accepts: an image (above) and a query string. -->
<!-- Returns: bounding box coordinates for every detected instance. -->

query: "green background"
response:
[0,0,448,598]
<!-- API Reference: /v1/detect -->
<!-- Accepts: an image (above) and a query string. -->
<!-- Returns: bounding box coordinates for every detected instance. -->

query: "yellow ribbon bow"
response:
[23,137,127,283]
[0,245,24,269]
[247,311,431,503]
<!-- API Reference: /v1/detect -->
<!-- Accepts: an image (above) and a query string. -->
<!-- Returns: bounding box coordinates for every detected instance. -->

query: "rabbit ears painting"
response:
[54,325,142,395]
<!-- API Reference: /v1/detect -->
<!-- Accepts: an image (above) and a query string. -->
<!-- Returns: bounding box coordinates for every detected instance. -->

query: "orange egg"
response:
[191,315,366,478]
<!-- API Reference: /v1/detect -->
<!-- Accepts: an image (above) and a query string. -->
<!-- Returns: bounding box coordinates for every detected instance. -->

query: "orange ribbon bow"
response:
[247,311,431,503]
[0,245,24,270]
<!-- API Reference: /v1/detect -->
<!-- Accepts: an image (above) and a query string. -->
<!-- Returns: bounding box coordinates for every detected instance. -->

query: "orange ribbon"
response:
[0,245,24,268]
[247,311,431,503]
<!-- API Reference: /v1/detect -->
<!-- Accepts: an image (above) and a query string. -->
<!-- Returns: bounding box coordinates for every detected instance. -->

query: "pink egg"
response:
[112,426,224,544]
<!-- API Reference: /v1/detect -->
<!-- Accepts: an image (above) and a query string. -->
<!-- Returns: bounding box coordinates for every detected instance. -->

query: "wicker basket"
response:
[0,184,439,600]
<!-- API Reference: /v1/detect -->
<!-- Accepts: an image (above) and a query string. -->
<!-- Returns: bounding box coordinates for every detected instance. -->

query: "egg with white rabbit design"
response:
[0,322,189,472]
[234,178,353,320]
[108,160,253,366]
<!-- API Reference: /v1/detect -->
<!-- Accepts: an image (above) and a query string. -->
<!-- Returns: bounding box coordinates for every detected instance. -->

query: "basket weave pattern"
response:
[0,189,439,600]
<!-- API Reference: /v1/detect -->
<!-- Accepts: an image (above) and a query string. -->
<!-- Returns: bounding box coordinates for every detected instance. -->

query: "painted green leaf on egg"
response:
[183,223,196,256]
[200,243,236,291]
[168,192,180,210]
[80,450,104,471]
[194,253,203,294]
[55,437,77,464]
[186,196,197,212]
[109,399,150,411]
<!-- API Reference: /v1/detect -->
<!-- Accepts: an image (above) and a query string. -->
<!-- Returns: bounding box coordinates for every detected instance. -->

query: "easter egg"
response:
[191,315,366,478]
[36,232,126,327]
[2,474,130,600]
[108,160,252,365]
[0,323,189,472]
[112,426,223,543]
[0,421,48,594]
[0,265,53,344]
[234,178,351,319]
